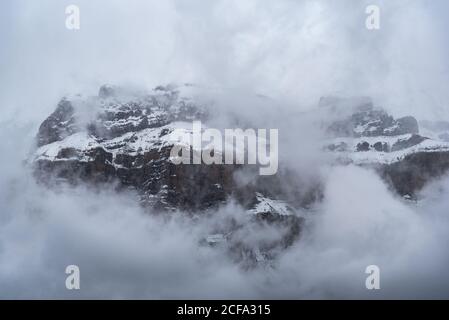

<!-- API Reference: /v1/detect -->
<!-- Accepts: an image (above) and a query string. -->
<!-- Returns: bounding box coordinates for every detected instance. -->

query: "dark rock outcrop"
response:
[379,152,449,197]
[31,88,449,264]
[391,134,427,152]
[323,96,449,197]
[37,98,77,147]
[31,84,307,266]
[325,101,419,138]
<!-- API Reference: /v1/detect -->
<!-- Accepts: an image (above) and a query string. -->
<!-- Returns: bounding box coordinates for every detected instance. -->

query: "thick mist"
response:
[1,0,449,298]
[2,0,449,123]
[2,121,449,298]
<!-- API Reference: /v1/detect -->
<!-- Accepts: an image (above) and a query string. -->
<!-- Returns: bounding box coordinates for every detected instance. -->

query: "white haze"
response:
[1,0,449,298]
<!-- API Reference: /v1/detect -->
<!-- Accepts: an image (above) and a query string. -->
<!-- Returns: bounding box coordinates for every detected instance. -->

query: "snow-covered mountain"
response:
[31,84,308,267]
[320,97,449,198]
[30,85,449,265]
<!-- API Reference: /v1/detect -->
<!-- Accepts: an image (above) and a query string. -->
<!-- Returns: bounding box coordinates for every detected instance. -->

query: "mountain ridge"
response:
[30,85,449,266]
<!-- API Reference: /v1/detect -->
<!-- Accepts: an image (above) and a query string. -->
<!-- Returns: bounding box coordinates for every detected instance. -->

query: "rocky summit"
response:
[321,96,449,198]
[30,85,449,266]
[31,84,309,268]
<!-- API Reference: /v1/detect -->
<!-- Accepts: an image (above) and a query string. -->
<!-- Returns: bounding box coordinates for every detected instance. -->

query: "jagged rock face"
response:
[323,97,449,197]
[390,134,427,152]
[32,85,313,211]
[380,152,449,197]
[31,87,449,265]
[31,84,307,266]
[325,101,419,138]
[37,99,78,147]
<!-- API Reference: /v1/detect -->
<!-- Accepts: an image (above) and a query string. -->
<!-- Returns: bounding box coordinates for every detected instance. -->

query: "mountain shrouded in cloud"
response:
[1,0,449,299]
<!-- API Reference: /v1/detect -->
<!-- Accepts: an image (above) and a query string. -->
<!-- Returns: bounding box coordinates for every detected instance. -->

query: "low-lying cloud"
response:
[1,0,449,299]
[2,121,449,298]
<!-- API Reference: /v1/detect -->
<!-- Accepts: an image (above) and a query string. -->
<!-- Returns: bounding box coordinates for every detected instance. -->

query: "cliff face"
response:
[321,97,449,198]
[31,86,449,266]
[31,85,311,267]
[32,85,317,211]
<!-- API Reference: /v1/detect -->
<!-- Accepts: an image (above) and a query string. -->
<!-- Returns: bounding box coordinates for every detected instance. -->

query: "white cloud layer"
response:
[1,0,449,298]
[2,122,449,298]
[1,0,449,123]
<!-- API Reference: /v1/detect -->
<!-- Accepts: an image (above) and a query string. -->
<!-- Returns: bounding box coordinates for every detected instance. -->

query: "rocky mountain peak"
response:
[30,86,449,265]
[31,84,312,266]
[321,96,419,138]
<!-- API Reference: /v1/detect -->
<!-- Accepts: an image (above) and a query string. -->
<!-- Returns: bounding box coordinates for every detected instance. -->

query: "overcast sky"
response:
[0,0,449,125]
[1,1,449,299]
